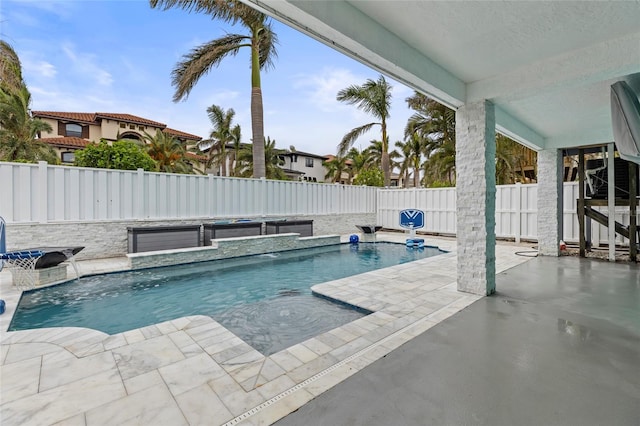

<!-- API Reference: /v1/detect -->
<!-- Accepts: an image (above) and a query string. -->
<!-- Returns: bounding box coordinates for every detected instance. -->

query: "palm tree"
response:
[364,140,400,177]
[394,140,411,188]
[405,92,456,186]
[0,85,57,163]
[149,0,277,179]
[236,136,286,179]
[337,75,393,186]
[142,130,193,173]
[228,125,242,177]
[1,40,24,95]
[196,104,240,176]
[324,155,349,183]
[346,147,372,177]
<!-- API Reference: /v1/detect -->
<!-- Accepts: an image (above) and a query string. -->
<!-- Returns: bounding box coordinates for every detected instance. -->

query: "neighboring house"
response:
[279,150,328,182]
[32,111,206,173]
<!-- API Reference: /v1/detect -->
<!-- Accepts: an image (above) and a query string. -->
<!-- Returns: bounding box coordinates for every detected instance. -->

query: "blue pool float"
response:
[405,238,425,248]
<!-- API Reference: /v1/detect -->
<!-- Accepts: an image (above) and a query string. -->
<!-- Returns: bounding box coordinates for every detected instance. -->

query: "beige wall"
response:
[39,118,58,138]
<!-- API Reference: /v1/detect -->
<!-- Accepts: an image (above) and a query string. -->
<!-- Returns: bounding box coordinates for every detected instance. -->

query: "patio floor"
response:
[1,234,636,425]
[275,255,640,426]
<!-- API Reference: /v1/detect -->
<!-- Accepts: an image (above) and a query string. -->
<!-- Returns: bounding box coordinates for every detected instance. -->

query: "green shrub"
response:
[74,140,155,171]
[353,168,384,187]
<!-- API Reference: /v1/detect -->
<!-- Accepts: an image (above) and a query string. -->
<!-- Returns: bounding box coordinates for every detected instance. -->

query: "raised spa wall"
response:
[5,213,375,260]
[127,233,341,270]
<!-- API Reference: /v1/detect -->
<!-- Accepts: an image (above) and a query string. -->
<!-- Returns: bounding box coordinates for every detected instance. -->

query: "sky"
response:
[1,0,417,156]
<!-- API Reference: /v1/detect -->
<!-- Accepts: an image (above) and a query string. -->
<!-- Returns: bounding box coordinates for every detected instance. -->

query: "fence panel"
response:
[376,182,635,245]
[0,162,377,223]
[1,161,634,246]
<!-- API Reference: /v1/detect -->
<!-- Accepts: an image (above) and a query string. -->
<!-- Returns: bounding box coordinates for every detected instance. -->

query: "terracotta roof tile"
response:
[163,127,202,141]
[32,111,96,124]
[95,113,166,128]
[185,152,207,161]
[33,111,199,144]
[39,137,91,148]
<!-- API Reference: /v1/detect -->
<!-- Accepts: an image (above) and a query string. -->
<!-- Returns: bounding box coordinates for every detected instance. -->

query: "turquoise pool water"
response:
[10,243,443,354]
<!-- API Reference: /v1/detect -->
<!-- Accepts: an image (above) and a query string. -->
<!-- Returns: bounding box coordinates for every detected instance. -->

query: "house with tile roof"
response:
[32,111,206,172]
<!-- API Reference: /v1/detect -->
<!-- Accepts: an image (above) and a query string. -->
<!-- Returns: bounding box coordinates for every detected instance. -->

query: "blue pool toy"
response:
[349,234,359,244]
[405,238,424,249]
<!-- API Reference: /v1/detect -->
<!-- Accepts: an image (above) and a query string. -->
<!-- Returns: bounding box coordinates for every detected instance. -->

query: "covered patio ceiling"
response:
[244,0,640,151]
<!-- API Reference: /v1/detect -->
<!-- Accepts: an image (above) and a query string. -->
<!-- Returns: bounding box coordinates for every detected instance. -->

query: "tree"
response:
[337,75,393,186]
[196,104,240,176]
[395,134,425,188]
[228,125,242,176]
[405,91,537,186]
[0,42,57,164]
[143,130,193,173]
[405,92,456,187]
[346,147,372,178]
[74,139,156,171]
[364,140,400,179]
[149,0,278,179]
[1,40,24,95]
[236,136,286,180]
[324,155,349,183]
[353,168,384,187]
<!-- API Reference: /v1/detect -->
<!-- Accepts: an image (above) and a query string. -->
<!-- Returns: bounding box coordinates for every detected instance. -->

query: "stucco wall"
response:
[4,213,376,260]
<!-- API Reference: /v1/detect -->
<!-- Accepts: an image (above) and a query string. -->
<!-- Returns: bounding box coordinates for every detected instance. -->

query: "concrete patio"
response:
[0,234,537,425]
[276,255,640,426]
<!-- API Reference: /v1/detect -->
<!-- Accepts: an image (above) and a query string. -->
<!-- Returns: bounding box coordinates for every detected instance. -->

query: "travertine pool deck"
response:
[0,234,533,425]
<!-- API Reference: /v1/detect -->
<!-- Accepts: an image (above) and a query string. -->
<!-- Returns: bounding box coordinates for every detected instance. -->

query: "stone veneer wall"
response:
[5,213,376,260]
[455,100,496,296]
[128,234,340,270]
[537,149,563,256]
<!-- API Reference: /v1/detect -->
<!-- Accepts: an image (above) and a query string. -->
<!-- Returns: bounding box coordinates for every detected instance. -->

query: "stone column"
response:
[537,149,563,256]
[455,100,496,296]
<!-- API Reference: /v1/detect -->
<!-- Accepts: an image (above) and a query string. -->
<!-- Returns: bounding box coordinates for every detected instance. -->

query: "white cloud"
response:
[11,0,76,20]
[201,89,241,107]
[61,43,113,87]
[21,57,57,79]
[6,10,39,27]
[38,61,57,78]
[293,67,366,113]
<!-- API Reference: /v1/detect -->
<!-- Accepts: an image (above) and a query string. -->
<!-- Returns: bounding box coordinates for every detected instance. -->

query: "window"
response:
[61,151,75,163]
[120,123,126,129]
[129,124,135,129]
[65,123,82,138]
[305,158,314,167]
[138,126,145,131]
[291,154,298,163]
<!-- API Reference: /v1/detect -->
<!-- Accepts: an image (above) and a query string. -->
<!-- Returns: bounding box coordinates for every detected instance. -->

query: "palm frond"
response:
[171,34,250,101]
[338,122,378,156]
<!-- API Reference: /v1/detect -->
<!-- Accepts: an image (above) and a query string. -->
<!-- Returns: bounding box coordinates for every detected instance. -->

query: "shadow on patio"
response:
[275,256,640,426]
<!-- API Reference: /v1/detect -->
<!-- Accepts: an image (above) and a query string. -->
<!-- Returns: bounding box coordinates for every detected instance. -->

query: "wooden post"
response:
[578,149,586,257]
[630,162,637,262]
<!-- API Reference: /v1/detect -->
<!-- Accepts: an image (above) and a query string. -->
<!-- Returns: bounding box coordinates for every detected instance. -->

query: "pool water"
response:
[10,243,443,355]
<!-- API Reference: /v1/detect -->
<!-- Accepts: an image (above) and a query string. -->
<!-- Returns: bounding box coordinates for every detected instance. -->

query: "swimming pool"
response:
[10,242,443,354]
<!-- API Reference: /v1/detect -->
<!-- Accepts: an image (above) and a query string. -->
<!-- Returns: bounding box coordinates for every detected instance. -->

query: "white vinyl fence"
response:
[1,162,634,246]
[0,162,377,223]
[379,183,636,245]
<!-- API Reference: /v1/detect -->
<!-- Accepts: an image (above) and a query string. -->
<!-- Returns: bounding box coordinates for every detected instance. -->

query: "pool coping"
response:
[0,233,534,426]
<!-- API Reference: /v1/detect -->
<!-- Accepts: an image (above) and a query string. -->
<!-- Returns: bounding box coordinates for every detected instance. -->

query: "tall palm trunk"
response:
[251,32,266,179]
[381,119,390,187]
[251,88,265,178]
[220,145,227,177]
